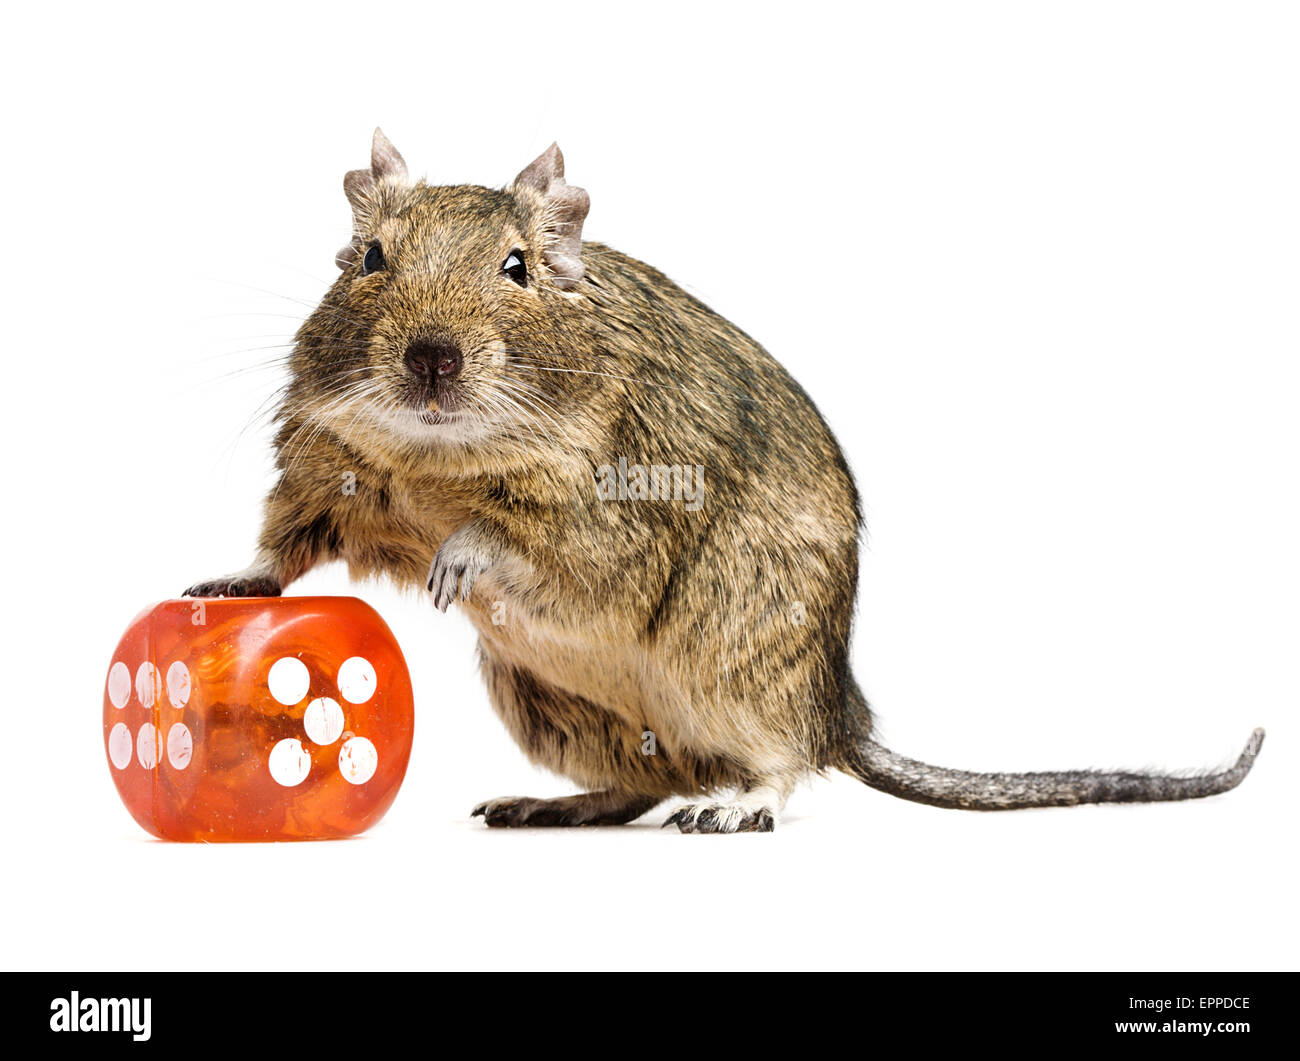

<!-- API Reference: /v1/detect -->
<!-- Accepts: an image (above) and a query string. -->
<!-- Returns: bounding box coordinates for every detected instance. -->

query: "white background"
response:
[2,2,1295,971]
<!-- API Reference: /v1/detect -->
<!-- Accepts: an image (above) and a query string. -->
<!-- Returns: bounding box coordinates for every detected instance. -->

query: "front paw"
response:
[183,573,282,598]
[426,530,494,612]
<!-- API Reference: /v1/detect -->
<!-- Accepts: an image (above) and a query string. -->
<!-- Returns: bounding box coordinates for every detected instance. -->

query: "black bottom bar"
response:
[2,971,1288,1048]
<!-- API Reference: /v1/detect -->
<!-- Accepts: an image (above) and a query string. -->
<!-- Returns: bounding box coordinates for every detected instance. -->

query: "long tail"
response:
[842,690,1265,810]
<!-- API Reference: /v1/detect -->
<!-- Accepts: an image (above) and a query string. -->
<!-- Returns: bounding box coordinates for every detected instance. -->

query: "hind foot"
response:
[471,791,661,828]
[662,787,782,833]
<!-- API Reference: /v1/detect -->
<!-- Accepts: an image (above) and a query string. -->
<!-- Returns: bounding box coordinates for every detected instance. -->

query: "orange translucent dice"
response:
[103,597,415,841]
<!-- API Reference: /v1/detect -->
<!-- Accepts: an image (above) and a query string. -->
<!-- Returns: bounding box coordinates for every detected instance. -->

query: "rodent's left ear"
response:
[512,143,590,290]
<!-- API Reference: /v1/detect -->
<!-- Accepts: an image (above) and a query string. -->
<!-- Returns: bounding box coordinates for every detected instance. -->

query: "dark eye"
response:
[502,249,527,286]
[362,243,385,276]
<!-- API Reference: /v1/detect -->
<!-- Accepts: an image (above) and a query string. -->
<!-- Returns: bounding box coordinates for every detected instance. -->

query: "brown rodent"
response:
[186,129,1264,832]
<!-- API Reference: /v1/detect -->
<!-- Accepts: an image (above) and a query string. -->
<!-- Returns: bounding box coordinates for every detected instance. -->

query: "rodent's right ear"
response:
[337,128,409,269]
[370,128,407,182]
[344,127,409,207]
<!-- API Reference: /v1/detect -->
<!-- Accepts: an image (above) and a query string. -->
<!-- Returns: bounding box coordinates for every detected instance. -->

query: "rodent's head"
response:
[285,129,592,449]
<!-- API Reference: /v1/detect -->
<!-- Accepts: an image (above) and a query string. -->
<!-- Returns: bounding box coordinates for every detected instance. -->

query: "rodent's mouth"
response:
[394,383,465,427]
[417,410,459,426]
[401,376,466,424]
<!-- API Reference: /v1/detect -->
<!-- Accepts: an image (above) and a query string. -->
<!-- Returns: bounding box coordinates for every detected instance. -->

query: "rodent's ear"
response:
[343,167,375,211]
[512,143,590,291]
[343,128,408,210]
[370,127,407,182]
[338,128,410,269]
